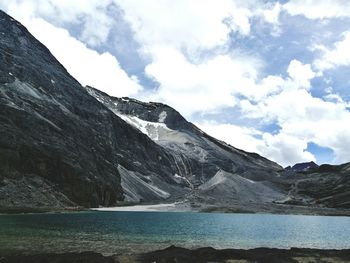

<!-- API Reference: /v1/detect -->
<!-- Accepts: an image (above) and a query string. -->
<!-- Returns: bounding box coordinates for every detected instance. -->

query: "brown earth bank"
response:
[198,203,350,217]
[1,247,350,263]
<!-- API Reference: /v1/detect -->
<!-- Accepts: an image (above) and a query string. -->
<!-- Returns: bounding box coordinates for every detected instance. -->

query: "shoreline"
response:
[91,202,182,212]
[1,202,350,217]
[1,246,350,262]
[92,202,350,217]
[140,246,350,263]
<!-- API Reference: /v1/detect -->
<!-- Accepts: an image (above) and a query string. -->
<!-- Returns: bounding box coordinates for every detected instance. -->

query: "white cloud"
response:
[116,0,253,51]
[0,0,114,46]
[2,0,350,166]
[240,67,350,165]
[240,59,315,105]
[1,0,285,114]
[287,59,315,89]
[284,0,350,20]
[196,121,264,154]
[0,1,142,97]
[196,121,316,167]
[116,0,284,52]
[257,2,282,36]
[114,0,285,117]
[259,2,281,25]
[22,17,142,97]
[314,31,350,72]
[258,133,315,166]
[79,9,114,47]
[192,59,332,167]
[143,47,261,116]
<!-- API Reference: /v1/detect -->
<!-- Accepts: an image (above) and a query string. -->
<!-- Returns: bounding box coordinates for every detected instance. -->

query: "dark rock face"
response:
[0,10,184,209]
[0,10,125,208]
[286,162,350,208]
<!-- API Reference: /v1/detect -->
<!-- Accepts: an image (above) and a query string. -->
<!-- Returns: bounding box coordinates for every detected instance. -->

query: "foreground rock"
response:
[140,246,350,263]
[1,247,350,263]
[0,252,116,263]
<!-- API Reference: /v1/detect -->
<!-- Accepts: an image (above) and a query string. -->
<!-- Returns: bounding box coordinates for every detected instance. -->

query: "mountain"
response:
[0,10,283,211]
[0,10,186,210]
[0,10,349,214]
[281,162,350,208]
[285,161,319,172]
[85,87,288,207]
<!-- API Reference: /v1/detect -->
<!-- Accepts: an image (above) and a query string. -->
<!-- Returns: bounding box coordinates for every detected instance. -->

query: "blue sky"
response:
[2,0,350,166]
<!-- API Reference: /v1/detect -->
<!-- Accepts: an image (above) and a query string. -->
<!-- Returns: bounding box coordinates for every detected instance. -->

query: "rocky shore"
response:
[140,246,350,263]
[1,246,350,263]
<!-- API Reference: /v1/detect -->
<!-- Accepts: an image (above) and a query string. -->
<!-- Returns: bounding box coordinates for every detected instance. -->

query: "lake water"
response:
[0,211,349,254]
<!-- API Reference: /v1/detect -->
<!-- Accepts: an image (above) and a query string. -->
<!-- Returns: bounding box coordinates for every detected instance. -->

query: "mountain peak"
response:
[285,161,319,172]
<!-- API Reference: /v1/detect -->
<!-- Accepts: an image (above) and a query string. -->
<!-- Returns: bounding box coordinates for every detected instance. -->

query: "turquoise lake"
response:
[0,211,349,254]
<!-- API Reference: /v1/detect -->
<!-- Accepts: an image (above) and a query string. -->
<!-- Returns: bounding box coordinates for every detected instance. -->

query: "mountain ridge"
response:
[285,161,319,172]
[0,9,186,208]
[1,10,350,214]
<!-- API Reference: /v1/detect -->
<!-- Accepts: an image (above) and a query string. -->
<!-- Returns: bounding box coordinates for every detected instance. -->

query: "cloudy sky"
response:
[2,0,350,166]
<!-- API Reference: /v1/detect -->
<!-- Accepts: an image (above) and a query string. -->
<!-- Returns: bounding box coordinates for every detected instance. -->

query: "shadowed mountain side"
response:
[280,162,350,208]
[0,10,187,209]
[86,87,283,184]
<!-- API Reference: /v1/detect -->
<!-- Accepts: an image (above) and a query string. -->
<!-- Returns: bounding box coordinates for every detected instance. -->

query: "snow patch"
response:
[118,114,171,141]
[158,111,167,122]
[92,203,177,212]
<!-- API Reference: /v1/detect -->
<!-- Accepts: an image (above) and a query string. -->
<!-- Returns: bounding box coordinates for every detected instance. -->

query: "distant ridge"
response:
[285,161,319,172]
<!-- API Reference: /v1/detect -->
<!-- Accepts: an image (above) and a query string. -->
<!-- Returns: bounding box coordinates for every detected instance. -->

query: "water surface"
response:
[0,211,349,254]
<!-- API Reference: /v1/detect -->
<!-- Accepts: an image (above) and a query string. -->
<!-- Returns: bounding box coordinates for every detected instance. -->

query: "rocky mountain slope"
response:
[0,10,349,213]
[86,87,350,212]
[86,87,285,204]
[0,10,284,210]
[0,10,187,210]
[281,162,350,208]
